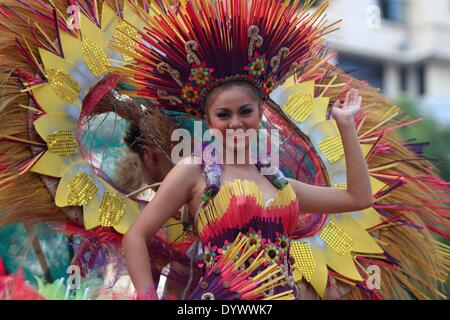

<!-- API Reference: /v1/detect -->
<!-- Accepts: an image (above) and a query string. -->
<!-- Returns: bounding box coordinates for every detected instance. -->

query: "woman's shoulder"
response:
[170,155,204,182]
[155,156,204,204]
[172,156,206,211]
[177,155,203,167]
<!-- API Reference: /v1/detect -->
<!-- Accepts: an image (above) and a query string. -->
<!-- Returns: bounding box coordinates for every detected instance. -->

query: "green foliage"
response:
[0,223,72,286]
[36,276,103,300]
[396,97,450,181]
[397,97,450,295]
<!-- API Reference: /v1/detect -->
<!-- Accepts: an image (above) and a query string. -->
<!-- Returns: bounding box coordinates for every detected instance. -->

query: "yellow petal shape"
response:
[100,2,117,32]
[58,3,116,68]
[32,85,81,115]
[83,180,139,234]
[309,241,330,297]
[331,215,384,254]
[360,144,374,158]
[39,48,74,74]
[58,31,83,66]
[351,207,383,230]
[113,199,140,234]
[295,97,330,134]
[98,191,127,227]
[319,135,344,164]
[114,20,139,62]
[283,81,315,98]
[320,220,353,256]
[79,14,109,48]
[82,38,110,78]
[38,48,82,104]
[370,176,388,195]
[290,239,329,297]
[33,113,78,143]
[55,162,98,207]
[83,190,105,230]
[46,69,81,104]
[309,97,329,122]
[123,1,147,30]
[31,151,82,178]
[47,130,78,157]
[322,243,363,282]
[283,93,314,123]
[290,241,317,282]
[270,79,313,107]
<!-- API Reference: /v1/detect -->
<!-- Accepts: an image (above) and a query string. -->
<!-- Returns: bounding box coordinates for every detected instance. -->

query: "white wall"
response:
[427,60,450,98]
[326,0,450,62]
[409,0,450,25]
[326,0,408,62]
[324,0,450,125]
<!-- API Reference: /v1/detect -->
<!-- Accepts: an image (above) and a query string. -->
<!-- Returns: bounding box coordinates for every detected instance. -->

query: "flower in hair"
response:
[261,74,277,94]
[189,63,215,85]
[245,53,268,78]
[182,83,201,103]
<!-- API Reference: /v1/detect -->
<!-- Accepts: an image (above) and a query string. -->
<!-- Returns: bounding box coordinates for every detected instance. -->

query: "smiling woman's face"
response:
[205,84,263,152]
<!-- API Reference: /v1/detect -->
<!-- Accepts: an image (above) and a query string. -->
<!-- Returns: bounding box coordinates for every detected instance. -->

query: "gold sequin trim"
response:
[283,93,313,123]
[67,173,98,206]
[47,130,78,157]
[290,242,316,282]
[114,21,138,62]
[82,38,109,78]
[98,191,126,227]
[319,136,344,164]
[320,221,353,256]
[46,69,80,103]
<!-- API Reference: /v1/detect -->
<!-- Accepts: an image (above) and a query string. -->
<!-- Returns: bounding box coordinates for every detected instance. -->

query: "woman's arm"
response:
[288,89,373,214]
[122,157,201,299]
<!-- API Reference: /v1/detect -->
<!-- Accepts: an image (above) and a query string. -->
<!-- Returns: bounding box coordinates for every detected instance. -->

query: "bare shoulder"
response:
[169,155,203,185]
[177,155,203,167]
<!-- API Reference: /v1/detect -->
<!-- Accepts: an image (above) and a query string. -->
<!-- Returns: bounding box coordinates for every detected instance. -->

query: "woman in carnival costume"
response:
[86,81,200,299]
[0,0,448,300]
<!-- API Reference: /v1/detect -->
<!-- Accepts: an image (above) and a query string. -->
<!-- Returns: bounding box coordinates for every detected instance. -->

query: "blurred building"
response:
[324,0,450,124]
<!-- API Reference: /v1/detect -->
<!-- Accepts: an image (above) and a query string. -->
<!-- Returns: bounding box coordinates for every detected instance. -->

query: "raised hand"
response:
[331,88,362,125]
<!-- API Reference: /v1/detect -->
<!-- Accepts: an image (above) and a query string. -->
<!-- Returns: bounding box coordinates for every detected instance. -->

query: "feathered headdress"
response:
[112,0,339,117]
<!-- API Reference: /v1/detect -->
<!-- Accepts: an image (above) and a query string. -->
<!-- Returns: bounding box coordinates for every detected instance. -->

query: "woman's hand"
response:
[289,89,373,214]
[331,89,362,125]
